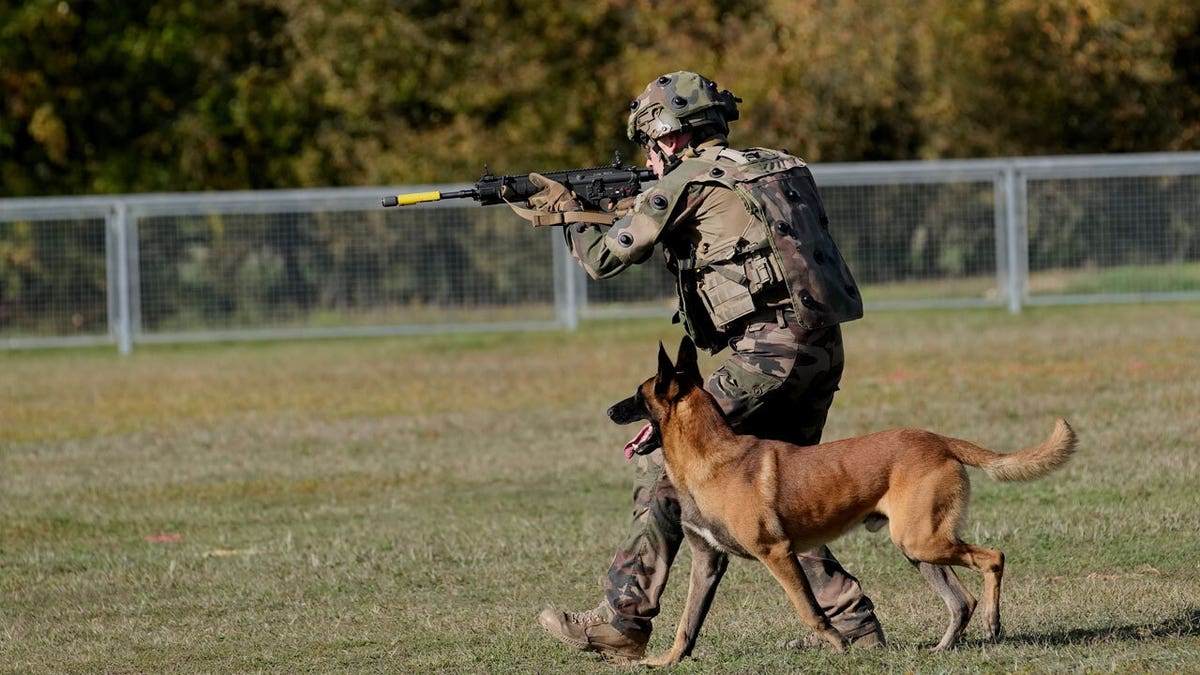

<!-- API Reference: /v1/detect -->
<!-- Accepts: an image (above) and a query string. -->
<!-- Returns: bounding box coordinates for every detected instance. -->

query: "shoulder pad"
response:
[605,159,733,264]
[634,158,736,219]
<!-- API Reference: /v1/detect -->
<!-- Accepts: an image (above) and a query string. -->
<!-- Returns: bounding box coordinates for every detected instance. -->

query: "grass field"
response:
[1,303,1198,673]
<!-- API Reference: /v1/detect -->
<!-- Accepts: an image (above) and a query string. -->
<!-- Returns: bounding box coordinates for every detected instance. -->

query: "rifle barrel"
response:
[381,188,478,208]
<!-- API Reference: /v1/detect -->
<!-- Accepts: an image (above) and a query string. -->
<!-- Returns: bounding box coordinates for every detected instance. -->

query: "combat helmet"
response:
[626,71,741,148]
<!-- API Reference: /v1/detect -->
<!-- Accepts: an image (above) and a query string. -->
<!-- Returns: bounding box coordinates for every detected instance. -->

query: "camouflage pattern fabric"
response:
[565,139,861,352]
[604,320,879,638]
[746,158,863,331]
[626,71,740,146]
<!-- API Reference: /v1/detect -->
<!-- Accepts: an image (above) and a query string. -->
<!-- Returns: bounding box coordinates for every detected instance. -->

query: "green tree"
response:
[2,0,1198,197]
[915,0,1198,157]
[0,0,289,196]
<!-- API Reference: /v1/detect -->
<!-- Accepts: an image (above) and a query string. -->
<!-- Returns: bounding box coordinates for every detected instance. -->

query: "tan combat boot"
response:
[537,603,648,661]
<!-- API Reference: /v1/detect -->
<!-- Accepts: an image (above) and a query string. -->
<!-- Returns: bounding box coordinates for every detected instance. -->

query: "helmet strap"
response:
[651,144,683,175]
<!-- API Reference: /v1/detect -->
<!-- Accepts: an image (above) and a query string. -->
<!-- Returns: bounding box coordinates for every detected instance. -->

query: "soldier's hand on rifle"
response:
[527,173,582,213]
[611,195,638,218]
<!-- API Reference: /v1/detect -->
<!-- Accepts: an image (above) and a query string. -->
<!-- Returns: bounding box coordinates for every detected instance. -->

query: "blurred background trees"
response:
[2,0,1198,197]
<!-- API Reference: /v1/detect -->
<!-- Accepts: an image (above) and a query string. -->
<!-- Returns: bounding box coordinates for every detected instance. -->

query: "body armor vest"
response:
[650,147,863,351]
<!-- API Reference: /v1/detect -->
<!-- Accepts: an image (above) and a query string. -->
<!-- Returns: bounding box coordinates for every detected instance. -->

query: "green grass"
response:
[1056,263,1200,295]
[860,262,1200,304]
[2,303,1199,672]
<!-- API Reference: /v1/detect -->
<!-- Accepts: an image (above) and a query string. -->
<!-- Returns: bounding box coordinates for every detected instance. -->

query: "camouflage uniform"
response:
[555,71,879,645]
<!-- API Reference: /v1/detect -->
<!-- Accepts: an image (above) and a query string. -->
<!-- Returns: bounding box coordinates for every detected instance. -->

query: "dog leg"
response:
[760,547,847,654]
[913,561,977,650]
[938,544,1004,642]
[909,543,1005,644]
[639,533,729,668]
[892,473,1004,646]
[972,547,1004,642]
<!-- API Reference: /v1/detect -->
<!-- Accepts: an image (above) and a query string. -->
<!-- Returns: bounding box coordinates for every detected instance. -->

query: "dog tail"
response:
[948,418,1077,482]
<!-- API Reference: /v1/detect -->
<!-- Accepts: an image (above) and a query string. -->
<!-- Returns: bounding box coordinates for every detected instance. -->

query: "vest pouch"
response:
[697,262,757,329]
[668,248,725,353]
[744,250,783,294]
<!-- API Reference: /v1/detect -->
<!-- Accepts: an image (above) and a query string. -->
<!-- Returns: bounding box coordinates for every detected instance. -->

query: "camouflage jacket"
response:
[564,138,862,351]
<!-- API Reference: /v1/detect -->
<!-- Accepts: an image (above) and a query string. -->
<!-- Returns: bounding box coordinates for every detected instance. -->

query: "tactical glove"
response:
[610,195,638,218]
[527,173,582,213]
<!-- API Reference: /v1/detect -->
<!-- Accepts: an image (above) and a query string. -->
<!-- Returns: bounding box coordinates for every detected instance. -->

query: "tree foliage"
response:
[2,0,1198,196]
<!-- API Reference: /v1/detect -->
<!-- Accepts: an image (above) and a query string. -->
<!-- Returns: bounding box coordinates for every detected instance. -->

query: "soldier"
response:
[530,71,885,661]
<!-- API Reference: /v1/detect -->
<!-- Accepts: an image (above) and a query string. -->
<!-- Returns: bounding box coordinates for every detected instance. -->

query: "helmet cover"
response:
[626,71,741,147]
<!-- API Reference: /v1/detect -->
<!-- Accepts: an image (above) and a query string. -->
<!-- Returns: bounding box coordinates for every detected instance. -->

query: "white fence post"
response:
[1002,164,1029,313]
[552,234,579,331]
[107,201,134,354]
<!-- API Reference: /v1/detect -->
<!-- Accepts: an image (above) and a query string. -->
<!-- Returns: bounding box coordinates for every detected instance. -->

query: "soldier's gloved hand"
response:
[611,195,638,218]
[527,173,581,213]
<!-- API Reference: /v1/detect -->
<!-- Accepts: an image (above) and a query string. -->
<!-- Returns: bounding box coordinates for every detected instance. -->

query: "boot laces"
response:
[566,608,605,625]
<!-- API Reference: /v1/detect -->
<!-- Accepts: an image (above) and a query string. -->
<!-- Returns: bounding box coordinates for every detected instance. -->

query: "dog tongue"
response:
[623,423,657,459]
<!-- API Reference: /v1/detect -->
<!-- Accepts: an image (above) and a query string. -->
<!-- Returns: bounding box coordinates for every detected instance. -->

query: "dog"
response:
[607,336,1077,666]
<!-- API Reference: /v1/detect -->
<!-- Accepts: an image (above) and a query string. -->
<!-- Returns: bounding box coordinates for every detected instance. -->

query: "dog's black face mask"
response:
[607,389,647,425]
[607,390,662,455]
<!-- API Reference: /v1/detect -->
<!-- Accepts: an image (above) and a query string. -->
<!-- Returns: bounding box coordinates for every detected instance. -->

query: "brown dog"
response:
[607,337,1077,666]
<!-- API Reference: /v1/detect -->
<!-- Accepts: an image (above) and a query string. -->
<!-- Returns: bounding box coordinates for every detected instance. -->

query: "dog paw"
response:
[636,654,678,668]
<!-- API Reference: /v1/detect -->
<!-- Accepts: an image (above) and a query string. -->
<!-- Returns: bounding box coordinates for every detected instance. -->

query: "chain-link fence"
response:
[2,153,1198,353]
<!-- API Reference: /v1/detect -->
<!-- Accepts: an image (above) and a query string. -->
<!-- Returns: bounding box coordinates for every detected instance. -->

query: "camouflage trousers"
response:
[603,315,879,637]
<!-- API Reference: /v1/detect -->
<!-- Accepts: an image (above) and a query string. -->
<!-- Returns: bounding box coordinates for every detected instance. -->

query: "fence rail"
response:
[2,153,1198,353]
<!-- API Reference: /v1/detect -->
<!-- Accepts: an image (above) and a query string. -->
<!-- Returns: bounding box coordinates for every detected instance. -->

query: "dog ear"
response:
[655,342,674,396]
[675,336,700,383]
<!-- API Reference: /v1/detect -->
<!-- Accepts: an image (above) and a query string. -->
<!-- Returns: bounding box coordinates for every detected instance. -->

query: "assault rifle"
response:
[381,153,654,214]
